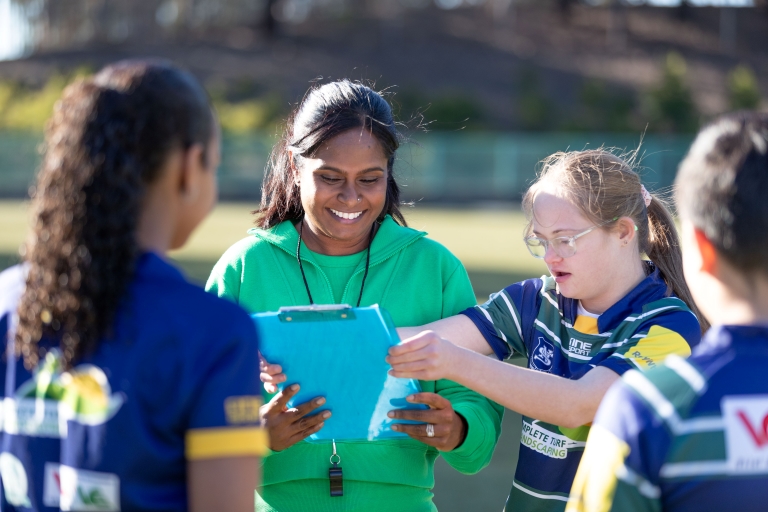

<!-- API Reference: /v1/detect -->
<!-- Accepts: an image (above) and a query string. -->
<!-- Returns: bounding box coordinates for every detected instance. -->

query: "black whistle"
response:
[329,463,343,497]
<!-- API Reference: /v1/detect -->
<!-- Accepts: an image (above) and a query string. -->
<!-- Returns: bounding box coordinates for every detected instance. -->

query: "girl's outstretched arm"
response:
[387,332,618,429]
[396,315,494,356]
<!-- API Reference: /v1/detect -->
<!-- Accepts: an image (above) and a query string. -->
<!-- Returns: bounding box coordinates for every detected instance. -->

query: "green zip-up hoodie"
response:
[206,216,503,512]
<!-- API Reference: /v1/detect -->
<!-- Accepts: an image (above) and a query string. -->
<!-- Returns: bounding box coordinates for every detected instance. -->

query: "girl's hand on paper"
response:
[386,331,461,382]
[387,393,467,452]
[260,354,286,394]
[260,384,330,451]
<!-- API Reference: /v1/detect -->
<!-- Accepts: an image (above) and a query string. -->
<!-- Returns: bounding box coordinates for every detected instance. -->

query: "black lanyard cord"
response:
[296,219,375,307]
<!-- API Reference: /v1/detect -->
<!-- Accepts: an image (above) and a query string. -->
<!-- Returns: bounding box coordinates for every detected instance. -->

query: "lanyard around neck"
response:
[296,218,375,307]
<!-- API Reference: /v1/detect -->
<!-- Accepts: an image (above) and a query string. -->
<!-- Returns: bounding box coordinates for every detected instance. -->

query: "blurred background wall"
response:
[0,1,766,510]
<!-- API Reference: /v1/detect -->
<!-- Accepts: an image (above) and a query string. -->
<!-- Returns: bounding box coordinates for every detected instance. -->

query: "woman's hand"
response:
[388,393,467,452]
[259,355,286,394]
[386,331,462,381]
[260,384,330,451]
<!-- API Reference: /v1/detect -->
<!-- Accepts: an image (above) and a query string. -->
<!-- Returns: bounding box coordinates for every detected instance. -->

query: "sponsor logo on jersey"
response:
[0,452,31,507]
[43,463,120,511]
[722,395,768,474]
[0,350,124,438]
[628,350,657,369]
[520,419,586,459]
[225,396,262,424]
[569,338,593,357]
[531,337,555,372]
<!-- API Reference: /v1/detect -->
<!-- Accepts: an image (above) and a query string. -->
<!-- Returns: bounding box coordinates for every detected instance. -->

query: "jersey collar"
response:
[696,324,768,357]
[563,262,672,334]
[135,252,187,284]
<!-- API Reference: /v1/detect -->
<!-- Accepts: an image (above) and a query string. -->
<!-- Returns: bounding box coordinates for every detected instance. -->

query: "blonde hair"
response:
[523,149,707,332]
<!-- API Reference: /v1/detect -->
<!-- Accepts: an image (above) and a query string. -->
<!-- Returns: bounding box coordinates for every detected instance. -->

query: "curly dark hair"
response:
[15,60,213,369]
[257,80,407,228]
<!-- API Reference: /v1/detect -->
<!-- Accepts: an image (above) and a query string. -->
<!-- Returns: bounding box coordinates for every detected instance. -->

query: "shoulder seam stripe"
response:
[616,464,661,499]
[512,481,569,502]
[659,461,730,478]
[500,290,524,340]
[664,355,707,394]
[624,370,682,427]
[625,305,681,322]
[479,306,508,343]
[624,371,724,434]
[540,284,561,314]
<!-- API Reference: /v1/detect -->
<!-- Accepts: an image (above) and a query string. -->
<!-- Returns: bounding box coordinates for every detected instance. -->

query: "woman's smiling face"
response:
[296,128,389,255]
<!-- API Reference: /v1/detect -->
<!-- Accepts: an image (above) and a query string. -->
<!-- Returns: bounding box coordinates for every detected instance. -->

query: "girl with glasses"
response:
[381,149,708,512]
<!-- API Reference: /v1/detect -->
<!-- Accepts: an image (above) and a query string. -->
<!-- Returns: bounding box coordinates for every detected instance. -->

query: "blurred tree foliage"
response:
[0,71,287,134]
[727,65,762,110]
[394,88,488,131]
[0,68,91,131]
[563,79,636,132]
[517,69,554,131]
[208,78,286,133]
[646,52,699,133]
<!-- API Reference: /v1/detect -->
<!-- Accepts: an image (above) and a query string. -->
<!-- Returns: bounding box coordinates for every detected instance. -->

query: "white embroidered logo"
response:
[531,337,555,372]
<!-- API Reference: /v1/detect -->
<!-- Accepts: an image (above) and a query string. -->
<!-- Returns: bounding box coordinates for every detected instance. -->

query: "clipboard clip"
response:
[278,304,357,323]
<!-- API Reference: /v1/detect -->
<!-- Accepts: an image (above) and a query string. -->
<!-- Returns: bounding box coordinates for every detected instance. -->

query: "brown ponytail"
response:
[645,196,710,331]
[523,149,708,333]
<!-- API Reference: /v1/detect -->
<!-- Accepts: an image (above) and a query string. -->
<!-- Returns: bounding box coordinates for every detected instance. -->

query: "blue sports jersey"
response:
[0,253,267,511]
[568,324,768,512]
[461,264,701,512]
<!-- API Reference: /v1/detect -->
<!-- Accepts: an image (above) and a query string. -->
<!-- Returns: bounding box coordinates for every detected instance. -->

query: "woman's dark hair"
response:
[15,59,214,369]
[675,111,768,276]
[256,80,406,228]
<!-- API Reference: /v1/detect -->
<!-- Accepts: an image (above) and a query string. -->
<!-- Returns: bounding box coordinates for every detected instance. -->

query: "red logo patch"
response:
[736,410,768,448]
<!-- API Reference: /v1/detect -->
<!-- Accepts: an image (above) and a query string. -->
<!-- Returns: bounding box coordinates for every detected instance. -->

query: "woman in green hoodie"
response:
[206,80,503,512]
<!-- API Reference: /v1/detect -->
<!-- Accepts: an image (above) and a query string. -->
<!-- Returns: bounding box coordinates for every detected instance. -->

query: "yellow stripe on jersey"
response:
[566,424,629,512]
[625,325,691,371]
[573,315,599,335]
[186,426,269,460]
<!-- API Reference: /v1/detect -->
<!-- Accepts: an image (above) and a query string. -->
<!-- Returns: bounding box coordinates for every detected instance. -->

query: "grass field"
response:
[0,200,548,300]
[0,199,534,511]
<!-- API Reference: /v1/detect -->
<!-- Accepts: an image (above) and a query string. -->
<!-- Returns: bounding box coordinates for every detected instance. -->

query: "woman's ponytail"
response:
[646,196,710,331]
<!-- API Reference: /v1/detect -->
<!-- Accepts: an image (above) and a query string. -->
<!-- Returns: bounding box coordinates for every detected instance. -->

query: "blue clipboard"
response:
[253,304,426,441]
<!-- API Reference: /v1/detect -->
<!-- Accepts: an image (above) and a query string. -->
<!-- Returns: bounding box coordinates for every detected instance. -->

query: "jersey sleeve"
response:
[566,377,668,512]
[460,278,543,360]
[184,309,268,461]
[598,309,700,376]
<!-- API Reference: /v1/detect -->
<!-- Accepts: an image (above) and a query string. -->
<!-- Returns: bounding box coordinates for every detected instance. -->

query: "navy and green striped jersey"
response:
[461,264,701,512]
[568,324,768,512]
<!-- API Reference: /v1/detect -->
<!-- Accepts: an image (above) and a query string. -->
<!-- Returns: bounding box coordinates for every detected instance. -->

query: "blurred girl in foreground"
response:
[0,60,265,511]
[386,149,706,511]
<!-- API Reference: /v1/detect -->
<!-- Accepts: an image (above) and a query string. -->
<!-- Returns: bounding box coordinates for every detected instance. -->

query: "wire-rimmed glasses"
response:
[524,219,616,259]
